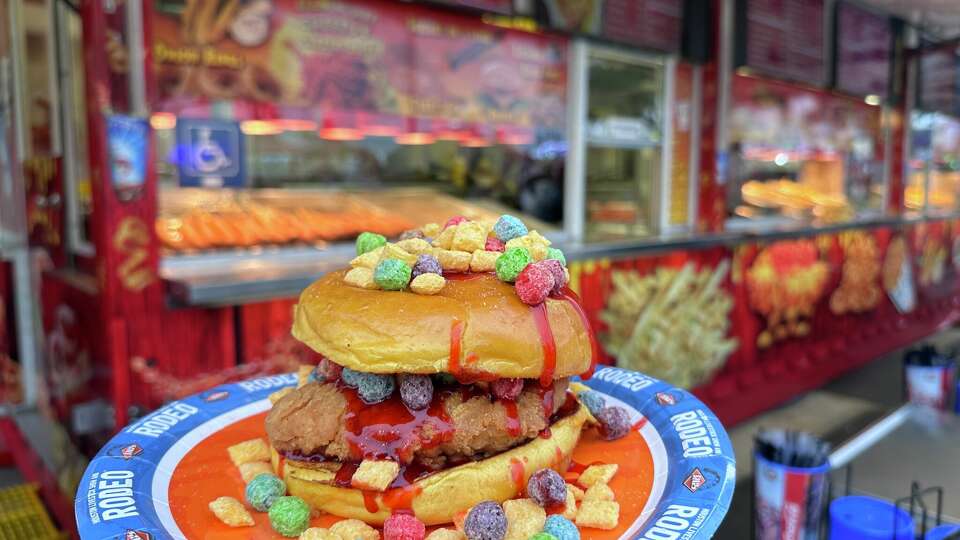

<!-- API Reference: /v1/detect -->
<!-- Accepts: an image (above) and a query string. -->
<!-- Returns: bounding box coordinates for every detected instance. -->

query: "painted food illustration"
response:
[830,231,881,315]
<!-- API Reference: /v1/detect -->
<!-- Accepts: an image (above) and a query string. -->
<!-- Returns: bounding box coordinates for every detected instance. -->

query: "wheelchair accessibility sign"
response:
[175,118,245,188]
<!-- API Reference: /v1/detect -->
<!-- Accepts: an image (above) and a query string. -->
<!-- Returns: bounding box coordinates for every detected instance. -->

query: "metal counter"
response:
[162,212,959,307]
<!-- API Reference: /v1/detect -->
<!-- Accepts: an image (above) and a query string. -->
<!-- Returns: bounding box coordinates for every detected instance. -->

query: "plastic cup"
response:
[754,453,830,540]
[829,496,914,540]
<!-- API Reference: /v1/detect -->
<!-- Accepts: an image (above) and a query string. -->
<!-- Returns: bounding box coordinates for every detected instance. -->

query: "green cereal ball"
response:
[356,232,387,256]
[245,473,286,511]
[529,534,559,540]
[268,496,311,537]
[546,247,567,266]
[495,247,533,283]
[374,258,412,291]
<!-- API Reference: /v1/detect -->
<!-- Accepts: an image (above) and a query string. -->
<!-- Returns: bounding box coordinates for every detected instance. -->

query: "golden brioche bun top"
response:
[292,271,593,379]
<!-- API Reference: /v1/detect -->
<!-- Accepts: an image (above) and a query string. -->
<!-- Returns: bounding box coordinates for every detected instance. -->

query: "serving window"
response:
[726,74,885,228]
[907,111,960,214]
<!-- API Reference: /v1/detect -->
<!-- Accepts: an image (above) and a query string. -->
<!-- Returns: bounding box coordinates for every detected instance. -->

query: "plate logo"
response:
[684,468,707,492]
[682,467,721,493]
[656,392,678,406]
[203,390,230,402]
[108,444,143,460]
[122,531,153,540]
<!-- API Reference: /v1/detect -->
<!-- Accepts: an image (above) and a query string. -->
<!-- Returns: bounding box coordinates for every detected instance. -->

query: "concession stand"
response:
[4,0,960,534]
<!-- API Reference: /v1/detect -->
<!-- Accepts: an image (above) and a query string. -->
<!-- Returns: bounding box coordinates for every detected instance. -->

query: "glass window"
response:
[908,111,960,213]
[583,49,664,240]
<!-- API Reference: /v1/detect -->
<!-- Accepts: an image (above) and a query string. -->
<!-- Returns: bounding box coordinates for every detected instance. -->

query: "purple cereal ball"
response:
[536,259,568,293]
[399,229,425,240]
[526,468,566,508]
[412,254,443,279]
[399,374,434,410]
[464,501,507,540]
[596,406,631,441]
[491,378,524,401]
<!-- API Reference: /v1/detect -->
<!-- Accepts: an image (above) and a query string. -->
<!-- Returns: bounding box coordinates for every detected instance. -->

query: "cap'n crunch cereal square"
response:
[330,519,381,540]
[503,498,546,540]
[583,482,615,502]
[575,500,620,530]
[577,464,618,487]
[227,438,270,466]
[426,528,466,540]
[350,460,400,491]
[300,528,342,540]
[208,496,254,527]
[238,461,273,483]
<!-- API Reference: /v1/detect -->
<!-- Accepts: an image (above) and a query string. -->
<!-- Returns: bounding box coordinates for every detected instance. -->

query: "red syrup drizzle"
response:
[341,385,455,464]
[443,272,486,281]
[504,400,521,437]
[362,491,380,513]
[333,462,359,487]
[449,319,464,379]
[509,457,526,493]
[448,319,498,384]
[553,287,600,380]
[535,385,555,420]
[531,303,557,388]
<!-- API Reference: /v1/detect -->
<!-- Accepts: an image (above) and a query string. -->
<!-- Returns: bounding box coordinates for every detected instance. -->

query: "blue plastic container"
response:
[927,524,960,540]
[829,496,914,540]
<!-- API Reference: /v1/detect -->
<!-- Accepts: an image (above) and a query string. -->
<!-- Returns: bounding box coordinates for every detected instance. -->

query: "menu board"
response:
[601,0,683,52]
[918,45,959,116]
[537,0,683,53]
[834,2,891,99]
[737,0,827,86]
[151,0,567,129]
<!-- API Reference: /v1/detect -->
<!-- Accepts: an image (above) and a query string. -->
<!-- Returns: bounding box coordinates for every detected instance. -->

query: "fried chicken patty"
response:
[266,378,570,466]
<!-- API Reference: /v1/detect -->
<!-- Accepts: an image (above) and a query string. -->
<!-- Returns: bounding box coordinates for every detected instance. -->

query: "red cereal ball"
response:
[596,406,631,441]
[444,216,468,229]
[384,512,426,540]
[485,237,506,252]
[515,264,556,305]
[316,357,342,382]
[534,260,567,293]
[526,468,566,508]
[491,378,524,401]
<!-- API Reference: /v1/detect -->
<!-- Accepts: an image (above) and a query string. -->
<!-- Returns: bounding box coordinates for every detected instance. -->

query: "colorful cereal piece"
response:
[436,250,472,273]
[209,496,254,527]
[269,496,311,537]
[287,466,334,483]
[502,498,546,540]
[345,267,378,290]
[528,534,558,540]
[526,468,566,508]
[245,472,287,511]
[355,372,396,404]
[596,407,630,441]
[396,238,433,254]
[583,482,614,502]
[351,460,400,492]
[331,519,381,540]
[239,461,273,484]
[422,223,442,237]
[399,228,426,241]
[351,247,385,269]
[380,244,418,267]
[491,378,524,401]
[577,391,606,417]
[356,232,387,256]
[535,259,568,293]
[384,512,427,540]
[515,263,556,306]
[464,501,508,540]
[562,486,578,520]
[297,364,314,388]
[494,215,528,241]
[426,528,466,540]
[399,374,434,410]
[506,237,548,262]
[545,247,566,266]
[471,250,501,273]
[577,464,618,488]
[543,516,579,540]
[445,216,468,229]
[375,259,413,291]
[574,501,619,530]
[269,387,294,405]
[495,247,532,283]
[411,273,446,295]
[412,254,443,279]
[432,226,457,250]
[452,221,487,253]
[566,483,585,501]
[228,438,271,466]
[485,237,506,252]
[300,528,342,540]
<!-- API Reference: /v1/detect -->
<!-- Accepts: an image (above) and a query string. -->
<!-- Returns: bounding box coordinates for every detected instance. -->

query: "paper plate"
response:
[75,366,735,539]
